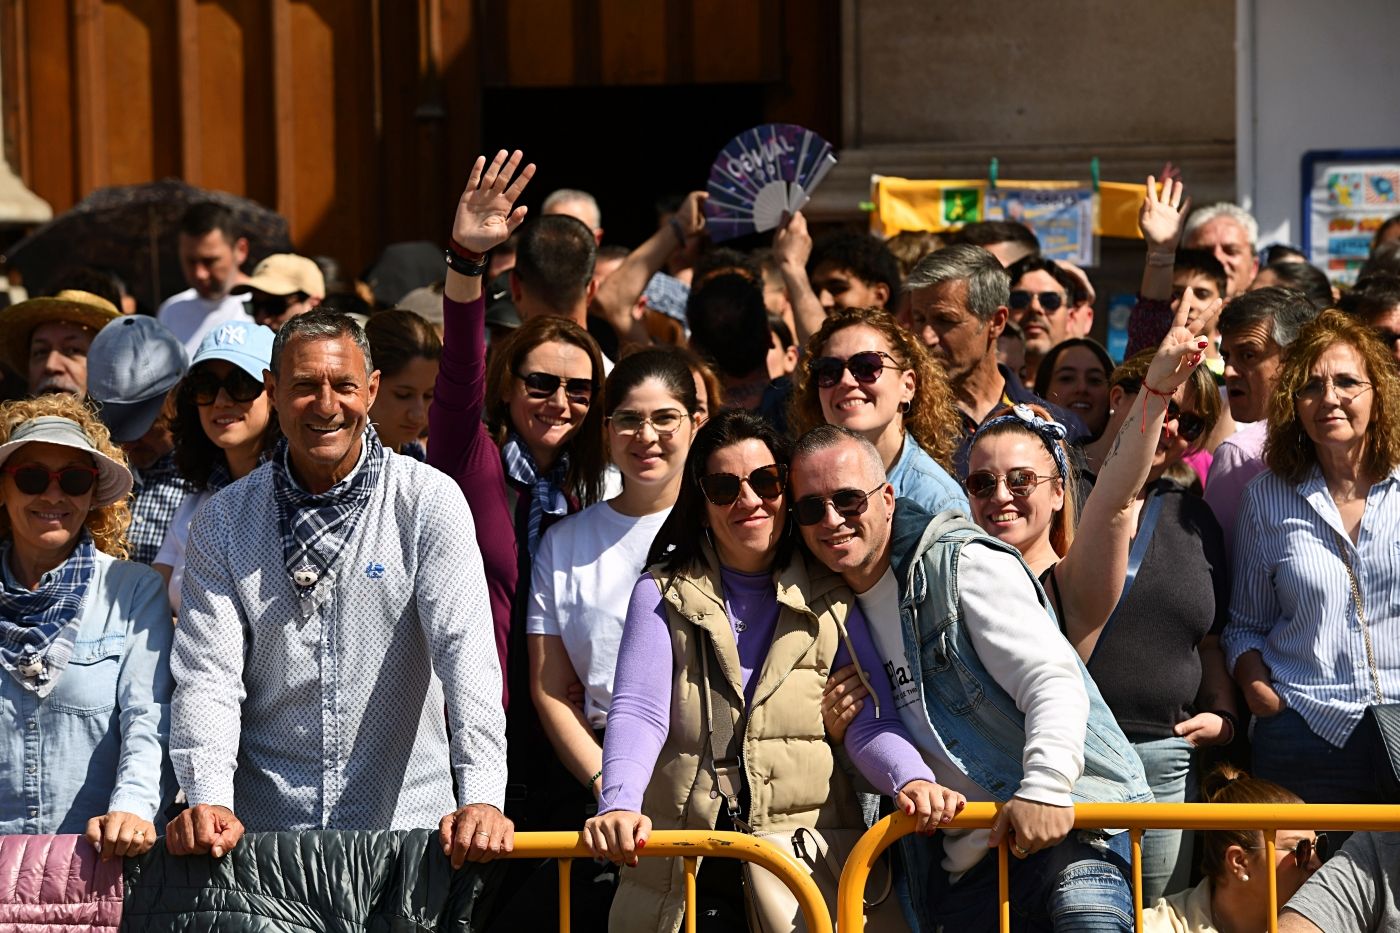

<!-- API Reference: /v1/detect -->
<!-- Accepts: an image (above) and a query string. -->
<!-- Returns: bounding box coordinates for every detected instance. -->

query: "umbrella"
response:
[1,178,292,313]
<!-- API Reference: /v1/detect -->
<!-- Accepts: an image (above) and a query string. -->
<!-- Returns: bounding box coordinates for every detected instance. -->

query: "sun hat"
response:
[0,290,121,376]
[86,316,189,442]
[0,416,133,506]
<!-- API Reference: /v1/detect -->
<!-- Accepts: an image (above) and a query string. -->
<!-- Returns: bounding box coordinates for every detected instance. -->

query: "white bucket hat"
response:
[0,416,133,506]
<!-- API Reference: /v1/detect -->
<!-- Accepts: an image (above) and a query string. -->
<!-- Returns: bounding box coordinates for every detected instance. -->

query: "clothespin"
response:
[988,157,999,190]
[1090,157,1101,193]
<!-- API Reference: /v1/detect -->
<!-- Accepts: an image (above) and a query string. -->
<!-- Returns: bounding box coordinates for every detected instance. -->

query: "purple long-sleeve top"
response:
[597,567,935,814]
[429,293,517,707]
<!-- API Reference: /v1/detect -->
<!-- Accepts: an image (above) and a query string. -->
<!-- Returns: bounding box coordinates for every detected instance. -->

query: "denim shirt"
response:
[888,500,1151,805]
[0,549,175,834]
[887,434,969,517]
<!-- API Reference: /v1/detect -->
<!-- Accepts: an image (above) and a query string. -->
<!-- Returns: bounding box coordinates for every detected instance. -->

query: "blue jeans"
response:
[1128,734,1196,903]
[1252,708,1392,804]
[908,830,1134,932]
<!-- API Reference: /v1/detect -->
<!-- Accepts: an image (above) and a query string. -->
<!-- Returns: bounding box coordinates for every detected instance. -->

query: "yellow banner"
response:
[871,176,1148,240]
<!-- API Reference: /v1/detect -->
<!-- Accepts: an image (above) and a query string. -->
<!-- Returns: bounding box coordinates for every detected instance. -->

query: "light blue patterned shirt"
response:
[1224,464,1400,747]
[170,449,506,831]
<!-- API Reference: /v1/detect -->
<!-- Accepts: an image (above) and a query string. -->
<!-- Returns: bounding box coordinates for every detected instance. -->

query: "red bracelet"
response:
[1139,380,1173,434]
[448,240,487,263]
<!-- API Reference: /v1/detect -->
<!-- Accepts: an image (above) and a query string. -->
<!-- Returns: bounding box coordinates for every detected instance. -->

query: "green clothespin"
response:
[858,200,875,212]
[1090,157,1100,193]
[989,157,999,190]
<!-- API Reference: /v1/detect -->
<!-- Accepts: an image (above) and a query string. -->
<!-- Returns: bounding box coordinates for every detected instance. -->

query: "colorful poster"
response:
[986,186,1096,265]
[1304,152,1400,284]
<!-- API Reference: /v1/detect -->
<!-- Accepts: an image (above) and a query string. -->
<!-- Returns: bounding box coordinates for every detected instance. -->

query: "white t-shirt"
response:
[857,545,1088,876]
[526,500,670,728]
[157,288,253,354]
[153,489,211,612]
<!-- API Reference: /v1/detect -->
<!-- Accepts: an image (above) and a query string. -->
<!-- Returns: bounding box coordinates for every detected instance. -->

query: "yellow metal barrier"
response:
[508,829,833,933]
[837,802,1400,933]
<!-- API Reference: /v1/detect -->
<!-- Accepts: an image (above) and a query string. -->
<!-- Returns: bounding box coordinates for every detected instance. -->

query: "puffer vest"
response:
[608,544,866,933]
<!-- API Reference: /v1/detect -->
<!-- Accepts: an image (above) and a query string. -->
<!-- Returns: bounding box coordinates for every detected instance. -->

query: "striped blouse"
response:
[1223,464,1400,747]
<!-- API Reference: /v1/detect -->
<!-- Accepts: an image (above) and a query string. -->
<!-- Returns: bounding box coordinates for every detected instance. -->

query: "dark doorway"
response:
[481,84,768,248]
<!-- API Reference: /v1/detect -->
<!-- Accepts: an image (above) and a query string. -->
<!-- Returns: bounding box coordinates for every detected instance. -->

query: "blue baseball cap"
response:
[191,320,275,380]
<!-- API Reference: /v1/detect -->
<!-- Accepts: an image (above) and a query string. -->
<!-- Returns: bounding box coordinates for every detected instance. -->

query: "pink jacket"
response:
[0,835,122,932]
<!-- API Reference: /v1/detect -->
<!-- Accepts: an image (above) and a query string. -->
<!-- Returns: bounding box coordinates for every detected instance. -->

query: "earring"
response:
[1240,873,1250,882]
[898,400,912,414]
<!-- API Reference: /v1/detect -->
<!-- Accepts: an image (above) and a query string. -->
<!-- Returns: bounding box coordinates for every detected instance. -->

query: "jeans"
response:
[916,830,1134,932]
[1128,734,1196,903]
[1252,708,1393,804]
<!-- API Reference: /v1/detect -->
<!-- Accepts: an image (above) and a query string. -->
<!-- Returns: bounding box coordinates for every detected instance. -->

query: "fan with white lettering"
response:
[704,124,837,242]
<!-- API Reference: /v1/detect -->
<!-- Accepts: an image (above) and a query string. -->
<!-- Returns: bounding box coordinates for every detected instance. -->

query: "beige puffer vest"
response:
[608,544,868,933]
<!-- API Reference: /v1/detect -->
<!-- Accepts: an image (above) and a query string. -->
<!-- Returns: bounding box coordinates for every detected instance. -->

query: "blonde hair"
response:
[972,403,1079,557]
[0,395,131,558]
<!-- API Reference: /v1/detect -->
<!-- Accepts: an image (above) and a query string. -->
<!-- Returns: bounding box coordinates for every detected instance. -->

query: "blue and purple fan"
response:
[704,124,837,242]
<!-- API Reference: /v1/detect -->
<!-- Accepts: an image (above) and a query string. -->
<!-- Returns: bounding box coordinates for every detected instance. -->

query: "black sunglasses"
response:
[249,293,306,320]
[1252,834,1329,868]
[518,371,597,404]
[1118,379,1207,443]
[1009,290,1065,313]
[699,464,787,506]
[186,368,265,406]
[965,467,1059,499]
[810,351,902,389]
[4,464,100,497]
[792,484,886,526]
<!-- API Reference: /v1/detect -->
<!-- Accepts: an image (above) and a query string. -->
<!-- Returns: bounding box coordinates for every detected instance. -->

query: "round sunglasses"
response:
[810,351,902,389]
[792,484,885,526]
[3,464,100,497]
[186,369,265,406]
[965,467,1059,499]
[1250,834,1328,868]
[698,464,786,506]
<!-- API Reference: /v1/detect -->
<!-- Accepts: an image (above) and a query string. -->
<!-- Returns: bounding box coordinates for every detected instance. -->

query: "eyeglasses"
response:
[1294,375,1373,402]
[1008,290,1065,313]
[3,464,100,497]
[186,368,266,406]
[1117,379,1207,442]
[249,293,305,321]
[965,467,1059,499]
[518,371,597,405]
[792,484,886,527]
[698,464,787,506]
[810,351,903,389]
[608,409,687,437]
[1250,834,1328,868]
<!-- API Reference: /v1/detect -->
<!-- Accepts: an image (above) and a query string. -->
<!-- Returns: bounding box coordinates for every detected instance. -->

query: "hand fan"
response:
[704,124,837,242]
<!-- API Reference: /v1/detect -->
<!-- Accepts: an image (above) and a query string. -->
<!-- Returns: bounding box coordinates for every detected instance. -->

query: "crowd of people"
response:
[2,147,1400,933]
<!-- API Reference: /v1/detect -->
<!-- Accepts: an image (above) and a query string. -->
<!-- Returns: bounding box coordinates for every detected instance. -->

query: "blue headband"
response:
[978,404,1070,481]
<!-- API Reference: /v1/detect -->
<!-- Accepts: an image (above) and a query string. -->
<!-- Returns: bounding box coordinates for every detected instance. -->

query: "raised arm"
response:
[774,211,826,344]
[592,191,707,346]
[1126,172,1191,357]
[1056,290,1218,659]
[447,150,535,305]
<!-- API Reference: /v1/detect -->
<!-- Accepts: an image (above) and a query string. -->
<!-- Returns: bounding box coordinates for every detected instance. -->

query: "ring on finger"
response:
[1012,843,1030,857]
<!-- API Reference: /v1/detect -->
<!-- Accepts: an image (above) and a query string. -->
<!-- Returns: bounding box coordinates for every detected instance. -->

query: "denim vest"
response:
[889,500,1152,805]
[887,434,969,517]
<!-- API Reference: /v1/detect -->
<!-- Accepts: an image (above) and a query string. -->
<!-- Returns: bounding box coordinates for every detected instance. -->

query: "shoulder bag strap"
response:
[701,630,747,824]
[1088,486,1166,666]
[1332,529,1385,704]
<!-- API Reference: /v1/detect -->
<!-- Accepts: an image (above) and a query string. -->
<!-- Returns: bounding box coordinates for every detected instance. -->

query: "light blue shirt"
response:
[1224,465,1400,747]
[0,549,174,834]
[886,434,969,516]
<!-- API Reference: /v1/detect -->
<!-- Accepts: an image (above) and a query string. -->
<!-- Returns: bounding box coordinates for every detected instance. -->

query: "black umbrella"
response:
[1,178,292,312]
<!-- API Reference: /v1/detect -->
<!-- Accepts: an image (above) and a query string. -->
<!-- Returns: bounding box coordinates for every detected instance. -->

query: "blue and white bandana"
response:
[272,428,385,591]
[501,434,570,558]
[0,530,97,694]
[979,403,1071,480]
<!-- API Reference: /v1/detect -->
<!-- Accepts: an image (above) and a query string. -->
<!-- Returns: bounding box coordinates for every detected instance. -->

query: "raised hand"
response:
[451,150,536,256]
[774,210,813,269]
[1139,173,1191,253]
[1145,286,1218,397]
[674,191,709,242]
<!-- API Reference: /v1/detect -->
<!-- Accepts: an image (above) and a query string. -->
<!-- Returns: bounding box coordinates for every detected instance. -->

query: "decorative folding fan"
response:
[704,124,837,242]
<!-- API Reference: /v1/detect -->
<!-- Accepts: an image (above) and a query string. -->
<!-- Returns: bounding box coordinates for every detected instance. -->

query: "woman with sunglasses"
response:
[1224,310,1400,808]
[0,393,173,855]
[583,408,957,932]
[1144,765,1318,932]
[962,296,1234,901]
[791,306,967,516]
[152,320,278,613]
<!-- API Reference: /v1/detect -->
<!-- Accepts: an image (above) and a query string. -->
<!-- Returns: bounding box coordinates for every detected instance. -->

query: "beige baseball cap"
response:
[233,254,326,299]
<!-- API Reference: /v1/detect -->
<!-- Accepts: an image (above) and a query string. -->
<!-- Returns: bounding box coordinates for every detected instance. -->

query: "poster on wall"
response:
[1302,149,1400,285]
[986,186,1096,266]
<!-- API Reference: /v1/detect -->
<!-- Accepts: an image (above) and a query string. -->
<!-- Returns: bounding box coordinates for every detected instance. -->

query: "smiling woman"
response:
[0,393,173,857]
[364,310,441,457]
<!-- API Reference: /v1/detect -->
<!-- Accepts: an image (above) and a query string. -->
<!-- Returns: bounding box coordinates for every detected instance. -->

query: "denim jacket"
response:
[887,434,969,517]
[0,550,175,834]
[889,501,1151,805]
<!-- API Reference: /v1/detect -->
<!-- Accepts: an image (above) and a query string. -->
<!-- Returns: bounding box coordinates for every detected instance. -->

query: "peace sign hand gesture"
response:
[1145,286,1219,397]
[452,150,537,256]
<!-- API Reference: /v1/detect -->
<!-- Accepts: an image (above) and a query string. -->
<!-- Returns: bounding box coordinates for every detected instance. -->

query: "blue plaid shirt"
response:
[127,451,189,565]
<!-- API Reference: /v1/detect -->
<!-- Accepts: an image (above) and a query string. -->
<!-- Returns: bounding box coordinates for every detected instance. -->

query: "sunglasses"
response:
[186,369,266,406]
[1252,834,1329,868]
[608,409,687,437]
[1008,290,1065,313]
[1118,379,1207,442]
[249,293,305,320]
[3,464,100,497]
[698,464,787,506]
[518,371,597,404]
[810,351,902,389]
[792,484,886,527]
[965,467,1059,499]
